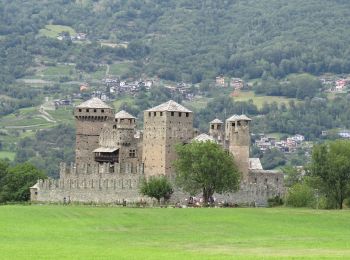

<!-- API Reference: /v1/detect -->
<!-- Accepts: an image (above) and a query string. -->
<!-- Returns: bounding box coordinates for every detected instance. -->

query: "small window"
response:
[179,112,181,117]
[171,112,174,116]
[154,112,156,116]
[211,125,214,129]
[94,109,97,112]
[86,109,89,112]
[78,109,82,112]
[149,112,151,117]
[129,149,136,158]
[129,119,132,123]
[113,125,117,129]
[160,112,163,116]
[186,113,189,117]
[217,125,221,130]
[231,123,234,126]
[101,109,104,113]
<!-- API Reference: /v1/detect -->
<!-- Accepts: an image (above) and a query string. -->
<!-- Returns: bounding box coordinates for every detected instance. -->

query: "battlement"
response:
[59,162,144,178]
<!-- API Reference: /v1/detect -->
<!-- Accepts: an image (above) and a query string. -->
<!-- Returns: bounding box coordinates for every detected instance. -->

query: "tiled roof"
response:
[227,114,252,121]
[192,133,216,143]
[115,110,136,119]
[210,118,223,124]
[146,100,192,113]
[76,97,112,109]
[93,147,119,153]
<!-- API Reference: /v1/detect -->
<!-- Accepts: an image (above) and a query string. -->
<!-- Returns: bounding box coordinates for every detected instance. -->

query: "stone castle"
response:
[30,98,284,205]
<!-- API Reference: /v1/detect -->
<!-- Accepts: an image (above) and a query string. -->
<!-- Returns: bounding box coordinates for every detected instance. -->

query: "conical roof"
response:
[146,100,192,113]
[115,110,136,119]
[192,133,216,143]
[227,114,251,121]
[210,118,223,124]
[76,97,112,109]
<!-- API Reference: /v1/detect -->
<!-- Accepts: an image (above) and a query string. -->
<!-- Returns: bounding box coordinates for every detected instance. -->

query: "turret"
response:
[226,114,251,180]
[209,118,224,144]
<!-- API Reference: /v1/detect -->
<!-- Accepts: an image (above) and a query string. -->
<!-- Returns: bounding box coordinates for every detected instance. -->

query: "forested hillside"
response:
[1,0,350,86]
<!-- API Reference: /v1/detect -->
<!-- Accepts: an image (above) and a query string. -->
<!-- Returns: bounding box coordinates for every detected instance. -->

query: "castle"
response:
[30,98,284,205]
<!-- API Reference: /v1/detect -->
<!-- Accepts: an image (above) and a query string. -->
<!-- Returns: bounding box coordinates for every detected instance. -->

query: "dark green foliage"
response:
[15,124,75,178]
[174,141,240,204]
[260,148,286,170]
[285,182,316,208]
[139,176,173,204]
[310,140,350,209]
[0,162,46,203]
[283,166,302,188]
[255,74,323,100]
[267,196,284,207]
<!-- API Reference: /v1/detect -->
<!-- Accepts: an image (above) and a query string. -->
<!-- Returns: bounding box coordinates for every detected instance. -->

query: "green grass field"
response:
[39,25,76,38]
[233,91,297,109]
[0,206,349,259]
[0,151,15,161]
[109,62,132,76]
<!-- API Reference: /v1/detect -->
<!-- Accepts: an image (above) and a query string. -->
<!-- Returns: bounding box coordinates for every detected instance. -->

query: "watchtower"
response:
[74,98,114,165]
[209,118,224,144]
[225,114,251,180]
[142,100,193,178]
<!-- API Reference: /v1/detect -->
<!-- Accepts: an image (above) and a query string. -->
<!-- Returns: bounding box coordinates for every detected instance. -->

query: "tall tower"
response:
[74,98,114,165]
[225,114,251,180]
[113,110,138,165]
[142,100,193,178]
[209,118,224,145]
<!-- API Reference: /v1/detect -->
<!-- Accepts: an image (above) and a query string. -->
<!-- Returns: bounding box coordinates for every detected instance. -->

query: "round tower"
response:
[226,114,251,180]
[209,118,224,144]
[74,97,114,165]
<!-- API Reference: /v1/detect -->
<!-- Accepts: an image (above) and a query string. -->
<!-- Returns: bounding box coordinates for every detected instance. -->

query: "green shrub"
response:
[285,183,315,208]
[267,196,284,207]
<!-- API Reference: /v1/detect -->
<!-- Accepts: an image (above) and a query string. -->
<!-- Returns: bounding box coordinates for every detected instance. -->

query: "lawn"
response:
[109,62,132,76]
[39,24,76,38]
[0,206,349,259]
[233,91,297,109]
[0,151,15,161]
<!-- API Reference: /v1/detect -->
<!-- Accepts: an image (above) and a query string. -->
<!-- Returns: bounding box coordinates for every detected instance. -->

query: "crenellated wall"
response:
[31,166,284,205]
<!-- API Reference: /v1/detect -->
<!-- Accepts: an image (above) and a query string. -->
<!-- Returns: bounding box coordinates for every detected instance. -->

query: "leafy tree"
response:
[0,163,46,203]
[260,148,286,170]
[140,176,173,204]
[283,166,302,188]
[310,140,350,209]
[285,182,316,208]
[174,141,240,205]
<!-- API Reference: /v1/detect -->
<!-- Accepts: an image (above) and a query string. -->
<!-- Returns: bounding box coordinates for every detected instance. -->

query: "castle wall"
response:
[32,170,284,206]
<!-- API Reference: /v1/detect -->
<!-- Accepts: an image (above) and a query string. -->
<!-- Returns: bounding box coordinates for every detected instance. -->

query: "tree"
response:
[174,141,240,205]
[310,140,350,209]
[139,176,173,204]
[0,163,46,203]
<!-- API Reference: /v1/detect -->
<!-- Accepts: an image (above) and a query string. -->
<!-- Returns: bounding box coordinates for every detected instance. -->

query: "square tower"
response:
[74,98,114,165]
[142,100,193,178]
